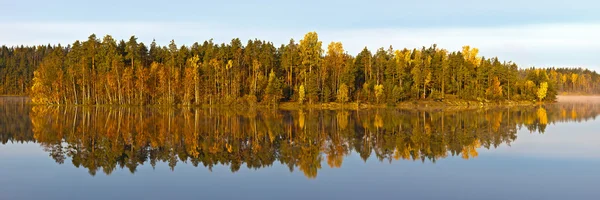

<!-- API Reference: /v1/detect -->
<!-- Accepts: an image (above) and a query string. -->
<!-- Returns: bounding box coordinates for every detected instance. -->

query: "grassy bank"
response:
[277,99,538,111]
[11,95,544,110]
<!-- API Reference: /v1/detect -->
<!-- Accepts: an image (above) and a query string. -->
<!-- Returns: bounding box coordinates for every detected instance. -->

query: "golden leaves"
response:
[462,45,482,67]
[537,107,548,125]
[537,82,548,101]
[374,84,384,103]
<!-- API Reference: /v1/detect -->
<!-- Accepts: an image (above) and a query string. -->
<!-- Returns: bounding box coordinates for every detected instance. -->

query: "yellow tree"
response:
[410,50,423,98]
[461,46,481,66]
[571,73,578,91]
[31,47,64,104]
[31,71,50,104]
[185,55,200,105]
[462,46,481,95]
[182,67,195,106]
[135,66,148,105]
[209,58,221,101]
[264,69,282,106]
[486,76,503,100]
[423,56,432,98]
[560,74,568,91]
[251,59,261,96]
[299,32,323,74]
[225,60,233,97]
[440,49,449,98]
[537,82,548,102]
[336,83,349,103]
[122,67,134,104]
[374,84,384,103]
[325,42,345,92]
[298,84,306,104]
[153,62,170,104]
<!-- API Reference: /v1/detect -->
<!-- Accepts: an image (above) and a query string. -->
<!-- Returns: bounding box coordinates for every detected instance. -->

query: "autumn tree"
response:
[298,32,322,75]
[298,84,306,104]
[19,32,596,106]
[337,83,349,103]
[265,69,283,106]
[537,82,548,102]
[486,76,503,100]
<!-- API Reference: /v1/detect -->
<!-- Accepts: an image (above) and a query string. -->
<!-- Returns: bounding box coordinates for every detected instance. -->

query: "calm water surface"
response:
[1,97,599,200]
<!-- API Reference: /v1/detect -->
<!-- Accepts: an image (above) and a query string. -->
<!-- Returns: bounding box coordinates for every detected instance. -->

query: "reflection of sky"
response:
[0,142,46,157]
[1,119,600,199]
[481,120,600,159]
[1,146,599,199]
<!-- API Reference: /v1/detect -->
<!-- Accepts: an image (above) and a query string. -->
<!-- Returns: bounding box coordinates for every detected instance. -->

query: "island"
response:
[1,32,599,108]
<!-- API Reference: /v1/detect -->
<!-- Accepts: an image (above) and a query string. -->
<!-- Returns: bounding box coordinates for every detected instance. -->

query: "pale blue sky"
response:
[1,0,599,70]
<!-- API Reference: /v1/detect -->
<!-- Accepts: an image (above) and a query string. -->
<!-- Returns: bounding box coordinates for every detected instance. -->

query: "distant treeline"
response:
[1,32,599,105]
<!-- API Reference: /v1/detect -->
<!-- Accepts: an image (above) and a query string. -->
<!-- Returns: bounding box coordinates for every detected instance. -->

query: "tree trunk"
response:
[195,76,200,106]
[442,67,445,99]
[72,77,78,104]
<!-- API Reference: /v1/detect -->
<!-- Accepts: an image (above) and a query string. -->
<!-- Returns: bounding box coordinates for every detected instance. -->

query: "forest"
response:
[1,32,599,106]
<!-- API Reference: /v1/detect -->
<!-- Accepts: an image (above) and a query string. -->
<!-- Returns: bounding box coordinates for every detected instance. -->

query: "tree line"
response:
[2,32,599,105]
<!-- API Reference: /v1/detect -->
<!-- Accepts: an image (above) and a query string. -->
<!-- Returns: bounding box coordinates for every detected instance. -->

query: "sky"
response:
[1,0,599,70]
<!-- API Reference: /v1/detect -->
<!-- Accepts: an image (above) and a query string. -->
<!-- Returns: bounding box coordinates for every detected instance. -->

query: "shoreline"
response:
[8,95,599,110]
[277,99,540,111]
[21,99,542,110]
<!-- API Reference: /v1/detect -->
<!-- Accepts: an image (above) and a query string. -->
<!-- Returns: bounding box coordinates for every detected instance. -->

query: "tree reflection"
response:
[0,97,32,144]
[1,102,600,179]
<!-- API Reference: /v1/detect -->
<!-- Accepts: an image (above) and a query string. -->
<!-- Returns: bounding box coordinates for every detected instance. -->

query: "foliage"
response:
[298,84,306,104]
[336,83,349,103]
[486,76,503,100]
[0,32,597,105]
[374,84,384,103]
[265,70,283,106]
[537,82,548,102]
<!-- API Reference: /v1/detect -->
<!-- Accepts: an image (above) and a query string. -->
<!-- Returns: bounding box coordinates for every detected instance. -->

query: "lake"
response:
[1,97,599,200]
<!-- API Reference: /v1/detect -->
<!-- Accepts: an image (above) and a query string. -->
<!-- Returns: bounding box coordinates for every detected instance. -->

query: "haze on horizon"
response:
[1,0,599,71]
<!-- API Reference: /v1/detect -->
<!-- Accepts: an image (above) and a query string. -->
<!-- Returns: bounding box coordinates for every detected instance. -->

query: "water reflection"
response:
[0,97,32,144]
[1,100,600,179]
